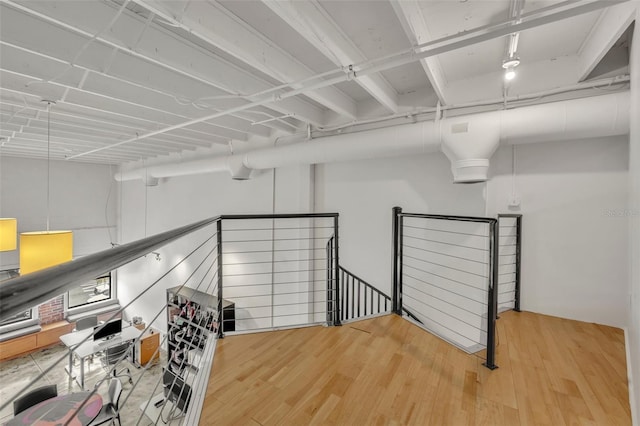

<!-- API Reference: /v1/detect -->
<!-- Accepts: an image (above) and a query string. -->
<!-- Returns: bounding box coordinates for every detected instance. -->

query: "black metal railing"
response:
[219,213,340,333]
[0,212,341,425]
[392,207,499,370]
[339,266,389,321]
[497,214,522,313]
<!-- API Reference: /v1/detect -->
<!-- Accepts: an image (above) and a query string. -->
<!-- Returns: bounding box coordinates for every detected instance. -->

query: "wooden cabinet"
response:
[0,321,73,362]
[136,330,160,367]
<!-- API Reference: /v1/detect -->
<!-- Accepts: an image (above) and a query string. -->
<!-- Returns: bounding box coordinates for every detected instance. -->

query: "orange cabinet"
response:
[136,330,160,367]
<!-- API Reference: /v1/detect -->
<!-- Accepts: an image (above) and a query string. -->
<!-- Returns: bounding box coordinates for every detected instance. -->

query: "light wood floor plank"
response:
[201,311,630,425]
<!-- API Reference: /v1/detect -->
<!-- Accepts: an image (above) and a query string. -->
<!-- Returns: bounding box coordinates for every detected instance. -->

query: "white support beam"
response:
[134,0,358,119]
[577,2,636,81]
[390,0,450,105]
[1,0,324,127]
[263,0,398,113]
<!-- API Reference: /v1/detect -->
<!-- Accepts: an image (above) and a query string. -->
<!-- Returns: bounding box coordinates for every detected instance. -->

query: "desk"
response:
[60,327,142,389]
[7,391,102,426]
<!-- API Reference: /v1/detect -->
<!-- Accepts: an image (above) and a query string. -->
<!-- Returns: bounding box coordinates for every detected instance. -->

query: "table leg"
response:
[80,356,85,389]
[68,351,73,380]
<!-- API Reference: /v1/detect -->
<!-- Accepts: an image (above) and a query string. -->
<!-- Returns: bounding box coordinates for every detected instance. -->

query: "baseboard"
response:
[624,327,638,426]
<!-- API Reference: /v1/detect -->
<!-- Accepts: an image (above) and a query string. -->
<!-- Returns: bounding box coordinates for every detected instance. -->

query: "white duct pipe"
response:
[115,92,630,183]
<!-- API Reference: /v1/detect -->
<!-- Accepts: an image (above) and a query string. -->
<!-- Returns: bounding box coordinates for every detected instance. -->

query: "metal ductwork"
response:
[115,92,630,183]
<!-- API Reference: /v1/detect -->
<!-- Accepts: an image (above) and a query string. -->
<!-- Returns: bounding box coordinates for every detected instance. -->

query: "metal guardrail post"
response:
[514,215,522,312]
[484,219,499,370]
[326,236,334,325]
[216,218,224,339]
[392,206,402,315]
[333,216,341,326]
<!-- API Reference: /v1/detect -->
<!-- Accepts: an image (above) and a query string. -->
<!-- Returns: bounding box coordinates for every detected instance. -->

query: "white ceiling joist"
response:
[576,1,636,81]
[0,68,250,142]
[0,89,228,149]
[263,0,398,113]
[134,0,358,119]
[390,0,449,106]
[1,0,323,127]
[0,95,224,146]
[0,39,277,139]
[50,0,628,160]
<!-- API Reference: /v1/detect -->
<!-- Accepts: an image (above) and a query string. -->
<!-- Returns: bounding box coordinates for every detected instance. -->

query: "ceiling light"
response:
[0,218,17,251]
[504,68,516,81]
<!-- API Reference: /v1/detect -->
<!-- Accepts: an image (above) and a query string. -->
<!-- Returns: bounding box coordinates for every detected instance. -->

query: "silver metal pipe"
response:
[0,216,220,321]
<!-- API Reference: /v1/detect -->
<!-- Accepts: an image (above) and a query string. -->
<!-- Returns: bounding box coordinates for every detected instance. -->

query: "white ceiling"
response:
[0,0,635,164]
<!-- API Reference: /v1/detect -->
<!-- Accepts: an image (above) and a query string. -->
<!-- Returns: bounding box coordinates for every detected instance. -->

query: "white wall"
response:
[117,165,317,333]
[627,6,639,425]
[315,153,487,297]
[0,156,117,269]
[486,137,630,328]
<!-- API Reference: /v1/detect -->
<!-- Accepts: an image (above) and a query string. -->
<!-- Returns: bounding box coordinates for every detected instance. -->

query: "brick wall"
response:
[38,295,64,324]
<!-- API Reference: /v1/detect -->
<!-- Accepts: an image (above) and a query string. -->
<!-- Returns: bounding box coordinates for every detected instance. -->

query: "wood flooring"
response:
[201,311,631,425]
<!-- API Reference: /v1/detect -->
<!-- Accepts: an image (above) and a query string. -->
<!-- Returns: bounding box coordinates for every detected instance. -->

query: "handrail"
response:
[338,265,422,324]
[399,212,498,224]
[0,216,220,321]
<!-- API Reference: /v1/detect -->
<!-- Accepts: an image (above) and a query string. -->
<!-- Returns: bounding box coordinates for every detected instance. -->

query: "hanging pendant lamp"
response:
[0,218,17,251]
[19,101,73,275]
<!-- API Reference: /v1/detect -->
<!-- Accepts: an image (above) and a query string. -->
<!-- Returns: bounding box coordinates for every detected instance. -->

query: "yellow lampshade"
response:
[0,218,17,251]
[20,231,73,275]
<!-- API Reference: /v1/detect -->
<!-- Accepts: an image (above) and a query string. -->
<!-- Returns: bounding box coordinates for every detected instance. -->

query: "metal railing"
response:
[0,212,340,425]
[497,214,522,313]
[392,207,499,370]
[219,213,340,333]
[327,237,423,324]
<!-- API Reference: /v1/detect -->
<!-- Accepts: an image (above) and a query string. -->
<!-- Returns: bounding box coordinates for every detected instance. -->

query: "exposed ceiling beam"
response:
[1,0,324,127]
[0,113,214,150]
[0,68,247,143]
[263,0,398,113]
[0,41,274,139]
[390,0,449,105]
[52,0,627,159]
[134,0,357,119]
[576,2,636,81]
[0,92,234,144]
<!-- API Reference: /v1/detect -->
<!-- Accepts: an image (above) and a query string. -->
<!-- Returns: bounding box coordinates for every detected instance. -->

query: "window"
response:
[68,273,113,309]
[0,268,38,332]
[0,309,32,327]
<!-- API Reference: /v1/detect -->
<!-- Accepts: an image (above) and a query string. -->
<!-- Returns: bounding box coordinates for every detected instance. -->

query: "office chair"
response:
[75,315,99,331]
[13,384,58,415]
[100,342,133,385]
[74,315,100,367]
[88,378,122,426]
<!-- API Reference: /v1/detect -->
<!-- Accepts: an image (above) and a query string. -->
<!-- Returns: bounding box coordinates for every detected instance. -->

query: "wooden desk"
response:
[7,392,102,426]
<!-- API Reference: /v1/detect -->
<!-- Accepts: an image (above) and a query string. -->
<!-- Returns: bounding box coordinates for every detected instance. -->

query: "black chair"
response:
[88,378,122,426]
[13,384,57,415]
[100,342,133,385]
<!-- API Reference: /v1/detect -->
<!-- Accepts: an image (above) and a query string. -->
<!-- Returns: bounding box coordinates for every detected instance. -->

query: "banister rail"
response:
[0,216,220,321]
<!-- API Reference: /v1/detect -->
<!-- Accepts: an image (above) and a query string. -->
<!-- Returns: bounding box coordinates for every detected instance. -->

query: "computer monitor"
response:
[93,319,122,341]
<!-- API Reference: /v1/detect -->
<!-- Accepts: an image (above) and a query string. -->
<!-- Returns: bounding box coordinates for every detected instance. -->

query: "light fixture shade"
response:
[20,231,73,274]
[0,218,17,251]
